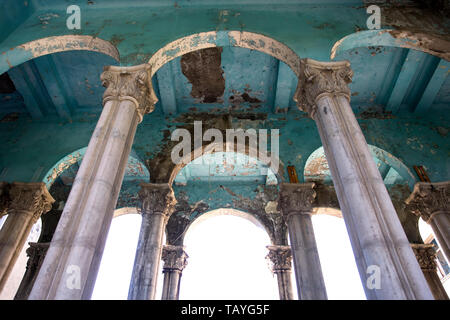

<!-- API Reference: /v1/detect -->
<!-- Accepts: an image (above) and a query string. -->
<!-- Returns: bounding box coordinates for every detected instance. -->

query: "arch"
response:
[168,141,283,186]
[148,30,301,77]
[186,208,270,240]
[331,29,450,61]
[43,147,149,190]
[303,144,417,190]
[0,35,119,75]
[113,207,140,219]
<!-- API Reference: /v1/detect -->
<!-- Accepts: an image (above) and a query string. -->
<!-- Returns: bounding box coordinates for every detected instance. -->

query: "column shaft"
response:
[0,182,53,292]
[128,183,176,300]
[288,213,327,299]
[295,59,433,300]
[29,64,157,300]
[430,212,450,262]
[160,245,188,300]
[266,245,294,300]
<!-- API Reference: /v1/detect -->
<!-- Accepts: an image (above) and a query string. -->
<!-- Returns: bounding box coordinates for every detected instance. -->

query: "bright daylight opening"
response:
[180,211,279,300]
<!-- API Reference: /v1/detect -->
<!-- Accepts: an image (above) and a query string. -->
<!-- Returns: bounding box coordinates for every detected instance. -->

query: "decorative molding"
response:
[0,182,10,217]
[405,181,450,222]
[266,245,292,273]
[8,182,55,223]
[138,183,177,219]
[161,245,189,272]
[294,58,353,118]
[278,182,316,219]
[101,64,158,122]
[411,244,437,271]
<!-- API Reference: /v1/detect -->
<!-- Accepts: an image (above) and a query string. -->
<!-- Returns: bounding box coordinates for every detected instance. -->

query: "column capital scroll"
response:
[138,183,177,219]
[101,64,158,122]
[8,182,55,223]
[405,181,450,222]
[410,244,437,271]
[161,245,189,272]
[294,58,353,118]
[278,182,316,219]
[266,245,292,273]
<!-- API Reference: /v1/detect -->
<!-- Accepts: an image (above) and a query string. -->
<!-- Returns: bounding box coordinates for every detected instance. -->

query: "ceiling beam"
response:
[34,55,73,121]
[273,61,294,113]
[156,60,178,115]
[414,58,449,114]
[7,61,50,118]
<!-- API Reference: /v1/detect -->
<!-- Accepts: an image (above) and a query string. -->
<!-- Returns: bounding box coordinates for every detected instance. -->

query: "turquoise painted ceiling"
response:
[1,45,449,120]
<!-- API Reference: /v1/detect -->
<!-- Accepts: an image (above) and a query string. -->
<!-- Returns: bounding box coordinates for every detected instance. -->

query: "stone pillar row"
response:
[294,59,433,299]
[22,57,444,301]
[406,181,450,263]
[29,64,158,300]
[0,182,54,293]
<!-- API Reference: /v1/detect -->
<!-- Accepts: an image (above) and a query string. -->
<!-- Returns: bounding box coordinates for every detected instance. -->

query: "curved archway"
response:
[331,29,450,61]
[148,30,301,77]
[303,144,416,189]
[169,142,283,187]
[0,35,119,75]
[43,147,150,190]
[180,209,279,299]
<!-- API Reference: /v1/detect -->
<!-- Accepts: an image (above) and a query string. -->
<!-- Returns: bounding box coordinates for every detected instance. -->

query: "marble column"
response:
[161,245,188,300]
[0,182,54,292]
[14,242,50,300]
[411,244,449,300]
[128,183,176,300]
[279,182,327,300]
[294,58,433,300]
[29,64,158,300]
[406,181,450,263]
[266,245,294,300]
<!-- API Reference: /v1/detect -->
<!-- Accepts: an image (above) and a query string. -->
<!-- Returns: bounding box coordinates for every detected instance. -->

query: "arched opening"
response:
[311,211,366,300]
[418,218,450,294]
[0,215,42,299]
[180,209,279,299]
[91,208,142,300]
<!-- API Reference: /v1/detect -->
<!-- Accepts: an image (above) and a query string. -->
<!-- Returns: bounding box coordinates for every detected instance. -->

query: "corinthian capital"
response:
[294,59,353,118]
[278,183,316,219]
[161,245,189,272]
[138,183,177,218]
[405,181,450,222]
[266,245,292,273]
[101,64,158,121]
[411,244,437,271]
[8,182,55,223]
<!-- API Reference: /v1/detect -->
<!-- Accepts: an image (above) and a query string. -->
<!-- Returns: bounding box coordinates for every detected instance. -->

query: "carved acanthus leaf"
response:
[161,245,189,271]
[101,64,158,121]
[411,244,437,271]
[278,182,316,218]
[294,59,353,118]
[8,182,55,222]
[405,181,450,222]
[138,183,177,218]
[266,245,292,272]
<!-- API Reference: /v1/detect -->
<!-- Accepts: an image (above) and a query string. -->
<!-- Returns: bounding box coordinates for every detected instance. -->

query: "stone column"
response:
[406,181,450,263]
[128,183,176,300]
[0,182,54,292]
[294,58,433,300]
[29,64,158,300]
[411,244,449,300]
[161,245,188,300]
[279,182,327,300]
[14,242,50,300]
[266,245,294,300]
